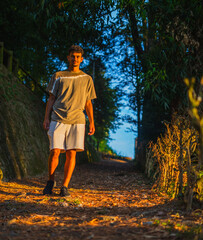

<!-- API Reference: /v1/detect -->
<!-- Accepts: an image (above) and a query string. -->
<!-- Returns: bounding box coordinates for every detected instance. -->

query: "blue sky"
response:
[108,103,136,159]
[104,62,137,159]
[109,123,135,159]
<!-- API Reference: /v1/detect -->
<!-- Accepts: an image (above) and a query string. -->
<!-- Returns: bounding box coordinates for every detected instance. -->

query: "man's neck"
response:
[68,66,80,72]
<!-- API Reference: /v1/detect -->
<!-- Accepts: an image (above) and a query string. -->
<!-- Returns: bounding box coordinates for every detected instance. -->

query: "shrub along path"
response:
[0,157,202,240]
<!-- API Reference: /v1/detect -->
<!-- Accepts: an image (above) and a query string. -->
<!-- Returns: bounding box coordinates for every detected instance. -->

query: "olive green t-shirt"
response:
[46,70,97,124]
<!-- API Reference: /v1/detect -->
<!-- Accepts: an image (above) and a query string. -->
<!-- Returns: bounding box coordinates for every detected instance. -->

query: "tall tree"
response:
[0,0,60,83]
[0,0,108,83]
[102,0,202,168]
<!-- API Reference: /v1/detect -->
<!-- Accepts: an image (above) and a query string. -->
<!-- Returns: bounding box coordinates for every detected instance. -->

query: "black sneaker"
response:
[60,186,70,197]
[43,180,55,195]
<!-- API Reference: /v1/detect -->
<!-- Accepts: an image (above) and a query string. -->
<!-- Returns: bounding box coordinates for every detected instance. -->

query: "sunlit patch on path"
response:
[0,158,202,239]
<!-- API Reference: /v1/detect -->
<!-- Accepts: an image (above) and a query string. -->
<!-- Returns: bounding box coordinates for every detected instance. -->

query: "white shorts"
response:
[47,121,85,152]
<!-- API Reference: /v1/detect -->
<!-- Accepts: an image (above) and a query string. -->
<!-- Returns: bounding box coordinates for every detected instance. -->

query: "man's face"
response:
[67,52,83,68]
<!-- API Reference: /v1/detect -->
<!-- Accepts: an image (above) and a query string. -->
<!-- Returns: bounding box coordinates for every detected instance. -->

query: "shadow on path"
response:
[0,158,202,240]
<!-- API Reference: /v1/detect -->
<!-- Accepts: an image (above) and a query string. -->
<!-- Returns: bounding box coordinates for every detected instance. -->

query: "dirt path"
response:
[0,158,202,240]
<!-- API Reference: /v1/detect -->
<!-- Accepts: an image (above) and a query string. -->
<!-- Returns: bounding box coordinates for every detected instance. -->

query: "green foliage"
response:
[0,0,59,84]
[143,0,203,109]
[0,0,108,87]
[32,0,105,61]
[97,139,116,155]
[102,0,203,170]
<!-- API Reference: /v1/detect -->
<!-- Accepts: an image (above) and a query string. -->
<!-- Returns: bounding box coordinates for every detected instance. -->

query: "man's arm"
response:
[43,94,56,130]
[85,100,95,135]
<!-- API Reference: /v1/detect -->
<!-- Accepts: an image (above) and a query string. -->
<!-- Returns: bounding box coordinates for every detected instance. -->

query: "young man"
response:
[43,45,96,196]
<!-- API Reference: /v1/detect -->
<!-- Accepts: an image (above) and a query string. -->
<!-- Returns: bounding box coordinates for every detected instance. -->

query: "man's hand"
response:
[88,122,95,135]
[43,94,55,131]
[85,100,95,136]
[43,119,50,131]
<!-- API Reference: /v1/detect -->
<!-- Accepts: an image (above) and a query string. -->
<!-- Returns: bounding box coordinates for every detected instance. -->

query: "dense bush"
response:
[146,113,202,207]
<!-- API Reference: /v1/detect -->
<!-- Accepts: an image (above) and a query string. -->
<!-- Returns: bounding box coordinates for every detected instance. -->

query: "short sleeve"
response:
[86,77,97,101]
[46,73,60,97]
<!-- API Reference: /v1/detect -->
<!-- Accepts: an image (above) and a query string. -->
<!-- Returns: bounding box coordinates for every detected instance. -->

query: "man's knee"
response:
[50,149,61,158]
[66,149,76,159]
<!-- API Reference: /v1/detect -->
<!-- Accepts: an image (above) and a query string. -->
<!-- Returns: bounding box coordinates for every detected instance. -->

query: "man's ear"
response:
[81,57,84,63]
[67,55,70,61]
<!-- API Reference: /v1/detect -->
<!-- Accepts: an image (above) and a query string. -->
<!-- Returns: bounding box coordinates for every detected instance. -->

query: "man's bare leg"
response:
[48,149,60,181]
[43,148,60,195]
[62,149,76,188]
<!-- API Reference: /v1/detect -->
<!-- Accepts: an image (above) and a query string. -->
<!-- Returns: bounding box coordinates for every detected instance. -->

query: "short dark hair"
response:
[68,45,84,56]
